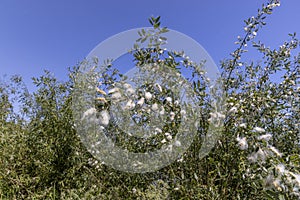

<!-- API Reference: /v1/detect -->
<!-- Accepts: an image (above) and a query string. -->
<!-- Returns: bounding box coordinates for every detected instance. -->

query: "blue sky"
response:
[1,0,300,92]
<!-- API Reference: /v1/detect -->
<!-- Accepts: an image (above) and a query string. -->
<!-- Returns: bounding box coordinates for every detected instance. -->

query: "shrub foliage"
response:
[1,1,299,199]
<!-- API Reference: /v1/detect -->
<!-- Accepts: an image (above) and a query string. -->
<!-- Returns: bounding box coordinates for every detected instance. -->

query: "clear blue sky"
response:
[1,0,299,92]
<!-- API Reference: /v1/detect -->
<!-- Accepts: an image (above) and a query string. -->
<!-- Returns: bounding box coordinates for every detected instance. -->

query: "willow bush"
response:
[1,0,299,199]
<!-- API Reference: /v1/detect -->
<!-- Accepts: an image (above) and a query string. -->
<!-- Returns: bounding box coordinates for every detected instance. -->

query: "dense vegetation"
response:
[1,1,299,199]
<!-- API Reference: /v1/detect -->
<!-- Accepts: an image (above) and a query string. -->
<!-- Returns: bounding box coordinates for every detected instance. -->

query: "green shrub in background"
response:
[1,0,299,199]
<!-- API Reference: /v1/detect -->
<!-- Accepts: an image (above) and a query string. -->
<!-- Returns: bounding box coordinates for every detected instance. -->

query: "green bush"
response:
[1,0,299,199]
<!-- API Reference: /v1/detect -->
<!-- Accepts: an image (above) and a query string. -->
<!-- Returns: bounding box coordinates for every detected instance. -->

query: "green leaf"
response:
[160,27,169,33]
[155,16,161,23]
[148,18,153,25]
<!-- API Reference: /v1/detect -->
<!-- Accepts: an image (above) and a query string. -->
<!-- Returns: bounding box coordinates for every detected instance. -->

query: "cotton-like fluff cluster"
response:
[108,87,118,94]
[99,110,110,126]
[238,123,247,128]
[151,103,159,111]
[248,148,267,163]
[165,132,172,140]
[145,92,152,100]
[269,146,282,157]
[154,128,162,135]
[159,107,165,115]
[81,108,110,127]
[263,164,300,193]
[289,172,300,187]
[170,112,175,121]
[82,108,97,120]
[236,136,248,150]
[257,134,272,142]
[174,140,181,147]
[126,87,135,95]
[81,107,102,124]
[137,97,145,106]
[108,87,122,100]
[121,83,135,95]
[180,110,187,120]
[209,112,226,120]
[253,127,265,133]
[208,112,225,126]
[272,179,283,191]
[124,99,135,110]
[166,97,172,103]
[228,106,238,114]
[275,163,286,175]
[154,83,162,93]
